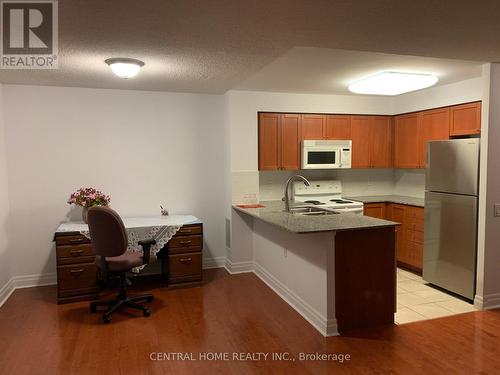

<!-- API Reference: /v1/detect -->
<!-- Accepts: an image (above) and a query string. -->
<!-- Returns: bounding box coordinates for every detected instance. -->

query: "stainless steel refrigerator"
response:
[423,138,480,300]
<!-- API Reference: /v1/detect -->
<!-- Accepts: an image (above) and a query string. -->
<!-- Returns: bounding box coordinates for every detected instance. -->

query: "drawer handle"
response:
[70,268,84,274]
[180,229,192,233]
[179,240,192,245]
[179,257,192,263]
[69,239,85,244]
[69,250,84,256]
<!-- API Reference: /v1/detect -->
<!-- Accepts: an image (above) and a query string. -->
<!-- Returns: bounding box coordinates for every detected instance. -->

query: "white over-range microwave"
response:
[301,140,352,169]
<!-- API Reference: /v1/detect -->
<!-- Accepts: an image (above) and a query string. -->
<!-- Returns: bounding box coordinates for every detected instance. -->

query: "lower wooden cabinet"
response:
[363,203,386,219]
[365,202,424,273]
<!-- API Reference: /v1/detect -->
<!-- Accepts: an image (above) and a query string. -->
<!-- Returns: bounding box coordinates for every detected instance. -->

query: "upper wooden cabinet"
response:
[394,113,420,169]
[350,116,372,168]
[418,108,450,167]
[258,113,280,170]
[258,113,300,171]
[370,116,393,168]
[325,115,351,140]
[450,102,481,137]
[351,115,392,169]
[280,114,301,170]
[301,114,326,140]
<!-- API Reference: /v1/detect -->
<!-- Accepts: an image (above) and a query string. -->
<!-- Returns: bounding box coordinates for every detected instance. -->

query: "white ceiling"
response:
[235,48,483,95]
[0,0,496,94]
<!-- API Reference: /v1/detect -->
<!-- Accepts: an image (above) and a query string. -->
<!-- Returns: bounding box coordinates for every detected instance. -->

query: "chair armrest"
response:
[138,238,156,264]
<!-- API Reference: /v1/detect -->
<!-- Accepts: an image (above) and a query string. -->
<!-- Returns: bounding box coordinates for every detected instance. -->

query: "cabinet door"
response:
[388,204,407,264]
[280,114,300,170]
[363,203,386,219]
[350,116,371,168]
[450,102,481,136]
[419,108,449,167]
[394,113,420,168]
[325,115,351,140]
[370,116,392,168]
[258,113,280,170]
[301,114,326,140]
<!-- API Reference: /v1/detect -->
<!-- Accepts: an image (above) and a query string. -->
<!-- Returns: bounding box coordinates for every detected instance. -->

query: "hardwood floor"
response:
[1,268,500,374]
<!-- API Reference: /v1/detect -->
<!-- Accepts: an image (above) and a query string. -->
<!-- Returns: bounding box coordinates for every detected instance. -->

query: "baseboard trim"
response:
[202,257,227,270]
[0,272,57,308]
[476,292,500,310]
[224,259,254,275]
[0,277,15,308]
[253,261,338,337]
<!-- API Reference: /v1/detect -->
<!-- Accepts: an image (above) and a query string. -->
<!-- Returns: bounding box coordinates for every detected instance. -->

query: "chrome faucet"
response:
[283,175,311,212]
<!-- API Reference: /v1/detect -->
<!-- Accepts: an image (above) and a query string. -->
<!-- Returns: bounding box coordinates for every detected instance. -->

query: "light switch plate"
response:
[494,204,500,217]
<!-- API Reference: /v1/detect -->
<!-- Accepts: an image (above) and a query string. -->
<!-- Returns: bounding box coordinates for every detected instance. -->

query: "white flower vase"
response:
[82,207,89,224]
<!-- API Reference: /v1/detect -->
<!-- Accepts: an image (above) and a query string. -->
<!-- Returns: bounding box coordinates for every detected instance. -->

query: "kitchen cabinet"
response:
[350,116,372,168]
[258,113,300,171]
[325,115,351,140]
[363,203,386,219]
[450,101,481,136]
[367,202,423,273]
[280,114,301,170]
[394,113,420,168]
[418,107,450,167]
[351,116,392,168]
[301,114,326,140]
[370,116,393,168]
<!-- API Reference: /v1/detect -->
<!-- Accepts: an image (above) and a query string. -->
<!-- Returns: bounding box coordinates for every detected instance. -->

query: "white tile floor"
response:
[395,268,477,324]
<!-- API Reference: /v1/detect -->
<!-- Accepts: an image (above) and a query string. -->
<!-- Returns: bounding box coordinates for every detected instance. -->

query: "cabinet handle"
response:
[179,257,192,263]
[70,268,84,274]
[179,240,192,245]
[69,239,85,244]
[69,250,84,256]
[180,229,192,234]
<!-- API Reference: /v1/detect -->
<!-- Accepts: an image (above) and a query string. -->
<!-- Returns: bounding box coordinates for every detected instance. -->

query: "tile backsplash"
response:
[259,169,425,200]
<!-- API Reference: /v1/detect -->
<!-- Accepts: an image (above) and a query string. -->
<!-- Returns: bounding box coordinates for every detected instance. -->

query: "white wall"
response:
[392,76,483,114]
[0,85,11,290]
[477,63,500,308]
[2,85,226,278]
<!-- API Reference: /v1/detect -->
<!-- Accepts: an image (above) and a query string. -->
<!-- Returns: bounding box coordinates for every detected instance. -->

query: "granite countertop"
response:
[233,200,398,234]
[345,195,425,207]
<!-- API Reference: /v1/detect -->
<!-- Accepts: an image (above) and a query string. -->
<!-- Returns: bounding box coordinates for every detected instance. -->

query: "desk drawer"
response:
[57,263,97,291]
[168,235,202,254]
[57,244,94,259]
[55,234,90,246]
[174,224,202,237]
[168,252,202,282]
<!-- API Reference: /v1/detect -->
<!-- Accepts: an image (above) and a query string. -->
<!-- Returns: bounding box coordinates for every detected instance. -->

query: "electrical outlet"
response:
[494,204,500,217]
[284,248,288,258]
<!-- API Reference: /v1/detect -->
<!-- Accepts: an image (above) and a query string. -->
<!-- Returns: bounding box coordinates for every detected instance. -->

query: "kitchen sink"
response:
[287,207,339,216]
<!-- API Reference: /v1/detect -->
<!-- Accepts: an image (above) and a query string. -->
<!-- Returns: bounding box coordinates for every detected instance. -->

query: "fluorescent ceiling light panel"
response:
[105,58,145,79]
[348,72,438,95]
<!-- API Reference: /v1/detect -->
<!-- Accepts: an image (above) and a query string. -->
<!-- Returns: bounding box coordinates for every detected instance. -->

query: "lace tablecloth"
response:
[55,215,201,272]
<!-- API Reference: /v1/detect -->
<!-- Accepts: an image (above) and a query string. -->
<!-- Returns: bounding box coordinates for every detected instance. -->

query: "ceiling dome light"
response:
[348,72,438,96]
[105,58,145,79]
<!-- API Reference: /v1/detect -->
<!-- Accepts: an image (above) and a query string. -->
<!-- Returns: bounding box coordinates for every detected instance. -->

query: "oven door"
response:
[302,147,340,169]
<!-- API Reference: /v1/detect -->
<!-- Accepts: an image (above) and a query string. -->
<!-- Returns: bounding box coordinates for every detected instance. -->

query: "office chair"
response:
[87,206,156,323]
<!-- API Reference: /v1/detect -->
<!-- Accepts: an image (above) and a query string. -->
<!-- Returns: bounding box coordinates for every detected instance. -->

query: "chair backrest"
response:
[87,206,128,257]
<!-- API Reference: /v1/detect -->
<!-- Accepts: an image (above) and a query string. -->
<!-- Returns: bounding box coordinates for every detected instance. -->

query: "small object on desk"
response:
[160,205,169,216]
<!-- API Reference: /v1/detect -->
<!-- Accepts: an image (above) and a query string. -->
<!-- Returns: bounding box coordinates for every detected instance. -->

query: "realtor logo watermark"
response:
[0,0,58,68]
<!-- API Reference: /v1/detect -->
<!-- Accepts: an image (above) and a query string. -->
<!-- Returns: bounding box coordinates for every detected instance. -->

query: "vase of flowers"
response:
[67,188,111,223]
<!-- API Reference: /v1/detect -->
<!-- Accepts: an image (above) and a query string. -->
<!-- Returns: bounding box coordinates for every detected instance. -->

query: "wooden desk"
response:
[54,221,203,304]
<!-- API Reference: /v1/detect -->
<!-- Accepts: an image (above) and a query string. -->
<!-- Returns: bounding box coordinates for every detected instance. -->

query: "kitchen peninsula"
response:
[233,200,398,336]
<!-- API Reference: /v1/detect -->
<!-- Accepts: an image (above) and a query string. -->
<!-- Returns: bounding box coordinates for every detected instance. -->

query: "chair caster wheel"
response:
[143,309,151,317]
[146,296,154,303]
[103,315,112,324]
[90,305,97,313]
